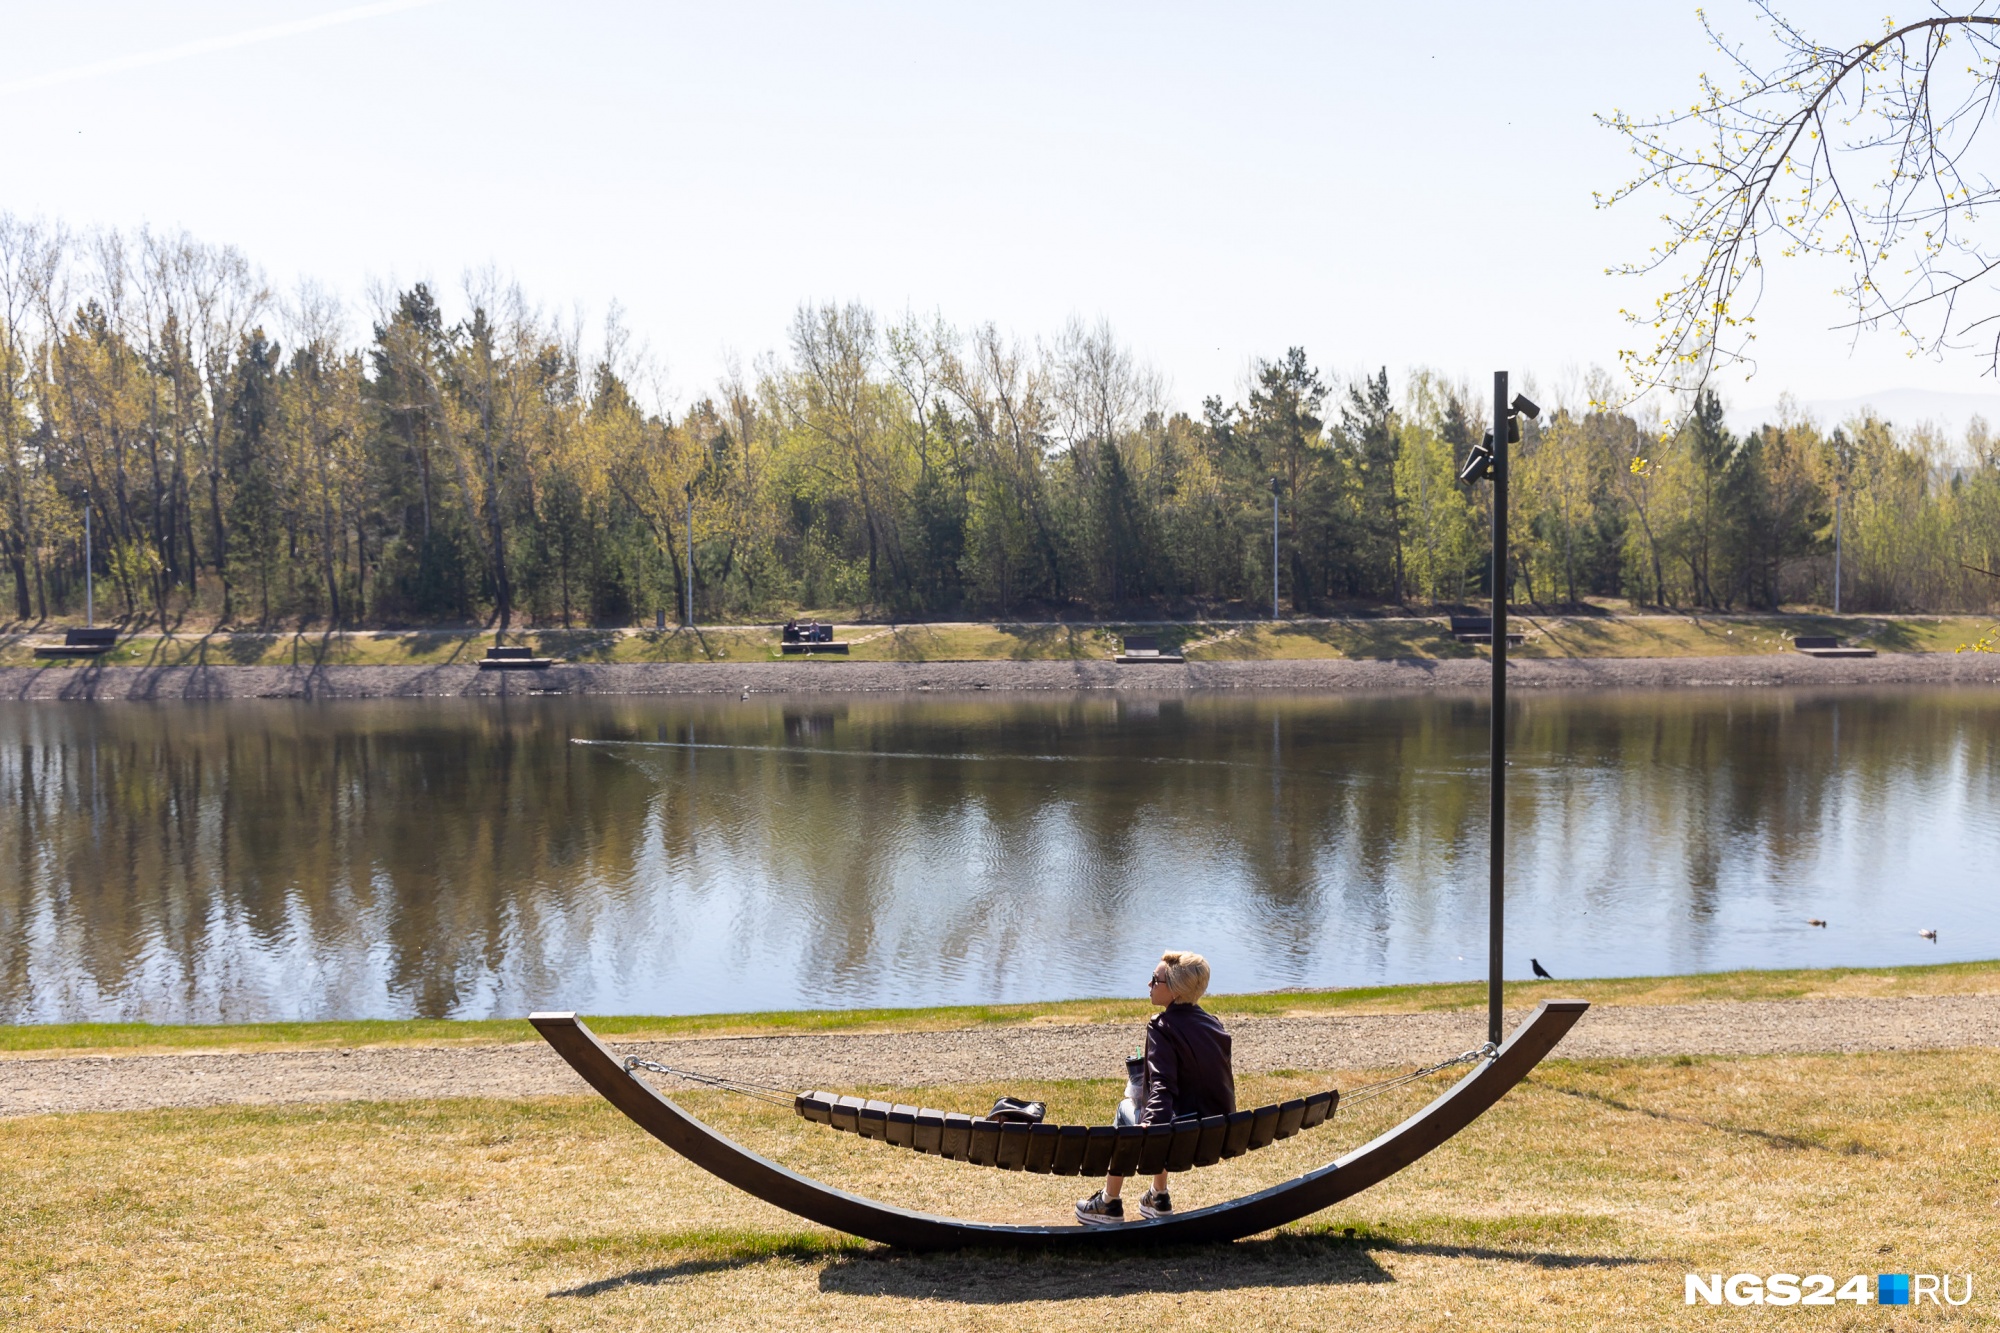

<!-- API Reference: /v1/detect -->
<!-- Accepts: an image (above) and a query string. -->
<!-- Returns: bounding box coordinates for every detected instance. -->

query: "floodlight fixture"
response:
[1511,393,1540,420]
[1458,434,1494,484]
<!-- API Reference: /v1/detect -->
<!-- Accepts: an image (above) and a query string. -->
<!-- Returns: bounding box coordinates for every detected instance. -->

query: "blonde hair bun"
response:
[1158,950,1211,1004]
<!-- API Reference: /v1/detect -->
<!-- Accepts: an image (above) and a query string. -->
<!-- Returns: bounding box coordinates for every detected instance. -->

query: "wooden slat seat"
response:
[1192,1114,1229,1167]
[1246,1104,1281,1150]
[940,1112,973,1160]
[790,1086,1344,1173]
[1136,1123,1177,1176]
[1024,1123,1061,1173]
[1106,1125,1146,1177]
[995,1122,1031,1170]
[1079,1125,1118,1177]
[967,1119,1001,1166]
[1163,1121,1203,1173]
[886,1105,917,1147]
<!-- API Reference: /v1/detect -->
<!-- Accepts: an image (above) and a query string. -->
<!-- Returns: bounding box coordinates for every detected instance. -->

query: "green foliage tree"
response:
[0,214,1994,630]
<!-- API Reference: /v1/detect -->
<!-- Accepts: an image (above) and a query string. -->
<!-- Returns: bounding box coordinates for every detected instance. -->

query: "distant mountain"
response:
[1725,388,2000,442]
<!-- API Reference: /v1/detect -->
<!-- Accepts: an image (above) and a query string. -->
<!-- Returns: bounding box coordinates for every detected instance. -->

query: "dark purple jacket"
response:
[1140,1002,1236,1125]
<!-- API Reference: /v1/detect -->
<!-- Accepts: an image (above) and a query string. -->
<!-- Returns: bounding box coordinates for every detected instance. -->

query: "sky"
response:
[8,0,2000,431]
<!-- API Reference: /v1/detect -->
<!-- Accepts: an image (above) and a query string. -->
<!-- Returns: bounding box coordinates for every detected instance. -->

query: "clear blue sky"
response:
[7,0,1993,423]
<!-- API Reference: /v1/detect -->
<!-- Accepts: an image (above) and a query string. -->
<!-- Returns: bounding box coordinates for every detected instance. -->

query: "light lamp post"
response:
[1457,373,1540,1047]
[1269,477,1281,620]
[83,491,93,629]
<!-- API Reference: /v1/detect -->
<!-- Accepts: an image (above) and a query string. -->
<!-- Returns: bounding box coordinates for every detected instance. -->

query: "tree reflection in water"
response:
[1,689,1994,1022]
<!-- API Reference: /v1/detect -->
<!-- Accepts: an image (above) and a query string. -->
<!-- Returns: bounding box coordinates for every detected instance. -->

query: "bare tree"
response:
[1600,4,2000,392]
[786,302,905,598]
[284,281,358,626]
[951,323,1065,603]
[884,309,956,478]
[1044,316,1161,462]
[0,215,63,620]
[138,229,267,621]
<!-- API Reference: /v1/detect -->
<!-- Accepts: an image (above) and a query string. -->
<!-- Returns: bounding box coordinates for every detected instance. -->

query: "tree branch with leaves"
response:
[1601,4,2000,393]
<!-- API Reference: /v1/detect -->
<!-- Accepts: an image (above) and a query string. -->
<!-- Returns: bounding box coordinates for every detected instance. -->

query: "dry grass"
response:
[3,1052,1994,1330]
[8,959,1996,1058]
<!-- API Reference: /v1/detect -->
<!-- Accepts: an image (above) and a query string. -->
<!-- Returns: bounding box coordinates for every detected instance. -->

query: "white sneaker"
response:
[1137,1188,1173,1219]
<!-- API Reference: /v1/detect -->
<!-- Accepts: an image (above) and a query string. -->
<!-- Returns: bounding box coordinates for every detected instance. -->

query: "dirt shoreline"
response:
[5,652,2000,701]
[7,994,1995,1118]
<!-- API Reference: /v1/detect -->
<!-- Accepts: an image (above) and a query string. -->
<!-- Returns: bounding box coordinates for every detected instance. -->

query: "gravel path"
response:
[5,653,2000,701]
[5,995,1995,1118]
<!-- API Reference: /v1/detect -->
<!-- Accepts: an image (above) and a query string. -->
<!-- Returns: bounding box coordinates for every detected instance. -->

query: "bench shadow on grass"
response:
[817,1233,1647,1303]
[549,1231,1645,1303]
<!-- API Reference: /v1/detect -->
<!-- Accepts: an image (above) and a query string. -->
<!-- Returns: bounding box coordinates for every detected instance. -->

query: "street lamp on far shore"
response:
[1269,476,1280,620]
[83,490,93,629]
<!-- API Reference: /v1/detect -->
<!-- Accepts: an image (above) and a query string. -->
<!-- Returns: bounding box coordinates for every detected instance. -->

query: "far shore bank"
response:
[5,649,2000,701]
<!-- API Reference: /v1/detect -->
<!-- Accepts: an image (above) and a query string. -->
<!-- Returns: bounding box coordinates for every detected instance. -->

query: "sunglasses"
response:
[1149,974,1170,986]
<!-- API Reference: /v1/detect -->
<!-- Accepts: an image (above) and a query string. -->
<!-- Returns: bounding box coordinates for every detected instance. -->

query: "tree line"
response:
[2,215,1997,630]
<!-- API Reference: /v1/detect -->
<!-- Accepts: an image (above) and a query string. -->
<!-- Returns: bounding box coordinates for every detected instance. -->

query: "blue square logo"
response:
[1879,1274,1911,1306]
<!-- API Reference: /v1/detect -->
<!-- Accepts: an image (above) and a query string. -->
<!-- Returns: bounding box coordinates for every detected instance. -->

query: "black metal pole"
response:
[1489,370,1508,1047]
[1271,478,1280,620]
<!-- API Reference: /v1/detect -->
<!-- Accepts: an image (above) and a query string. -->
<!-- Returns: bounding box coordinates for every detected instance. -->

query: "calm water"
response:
[2,689,1996,1023]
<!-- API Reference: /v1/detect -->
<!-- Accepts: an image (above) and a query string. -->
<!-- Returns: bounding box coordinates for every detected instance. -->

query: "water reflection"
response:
[1,690,1995,1022]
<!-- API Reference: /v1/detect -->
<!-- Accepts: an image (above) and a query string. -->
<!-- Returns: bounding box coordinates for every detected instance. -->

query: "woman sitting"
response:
[1075,950,1235,1225]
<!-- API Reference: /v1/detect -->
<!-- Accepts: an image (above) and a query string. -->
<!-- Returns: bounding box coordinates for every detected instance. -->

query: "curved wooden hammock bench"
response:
[531,999,1585,1249]
[792,1086,1337,1176]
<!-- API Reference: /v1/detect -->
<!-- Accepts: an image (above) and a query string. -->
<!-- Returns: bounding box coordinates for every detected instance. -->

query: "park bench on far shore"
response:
[1791,634,1877,658]
[781,619,849,654]
[1116,634,1185,664]
[33,627,119,659]
[479,644,553,670]
[1446,615,1523,646]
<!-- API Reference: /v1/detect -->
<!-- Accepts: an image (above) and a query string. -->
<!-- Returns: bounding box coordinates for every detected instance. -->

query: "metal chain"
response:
[622,1057,798,1108]
[1338,1041,1498,1108]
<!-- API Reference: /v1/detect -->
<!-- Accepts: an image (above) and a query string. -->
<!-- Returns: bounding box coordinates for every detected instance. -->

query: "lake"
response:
[2,688,1994,1023]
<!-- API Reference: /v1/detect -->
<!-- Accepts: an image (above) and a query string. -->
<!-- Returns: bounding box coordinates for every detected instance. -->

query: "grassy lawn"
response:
[1189,612,1994,661]
[0,626,779,669]
[3,1050,1992,1329]
[6,959,1995,1057]
[6,611,1992,668]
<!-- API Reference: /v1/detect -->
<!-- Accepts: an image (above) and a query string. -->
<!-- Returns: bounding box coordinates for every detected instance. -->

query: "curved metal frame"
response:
[530,999,1586,1250]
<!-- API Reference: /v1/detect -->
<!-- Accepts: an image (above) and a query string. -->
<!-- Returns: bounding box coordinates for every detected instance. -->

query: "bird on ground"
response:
[1530,958,1554,980]
[1807,918,1827,927]
[1919,929,1938,941]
